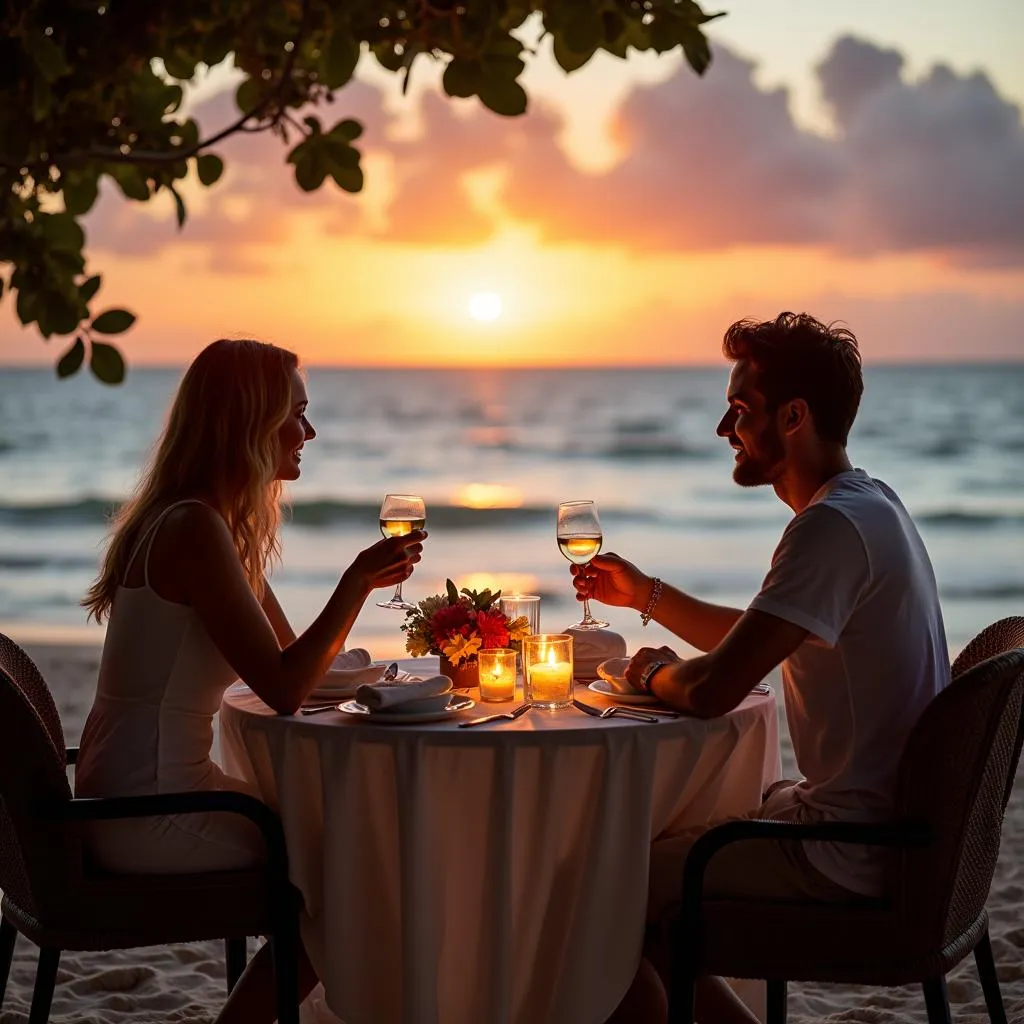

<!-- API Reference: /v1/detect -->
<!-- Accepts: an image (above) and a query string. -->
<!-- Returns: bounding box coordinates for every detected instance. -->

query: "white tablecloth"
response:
[219,661,781,1024]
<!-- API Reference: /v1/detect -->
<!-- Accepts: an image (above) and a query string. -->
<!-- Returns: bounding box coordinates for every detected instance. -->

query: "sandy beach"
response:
[2,638,1022,1024]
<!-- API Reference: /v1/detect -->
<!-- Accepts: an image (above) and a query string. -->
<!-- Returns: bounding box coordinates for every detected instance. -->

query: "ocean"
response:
[0,364,1021,659]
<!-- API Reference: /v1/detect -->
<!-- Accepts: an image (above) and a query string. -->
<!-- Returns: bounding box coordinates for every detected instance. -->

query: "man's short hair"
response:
[722,312,864,445]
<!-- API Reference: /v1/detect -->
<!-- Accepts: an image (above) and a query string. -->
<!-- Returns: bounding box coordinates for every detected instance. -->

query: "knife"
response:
[458,703,532,728]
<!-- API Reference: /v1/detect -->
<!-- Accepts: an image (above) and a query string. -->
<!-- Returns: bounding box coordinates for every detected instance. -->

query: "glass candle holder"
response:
[478,648,517,703]
[523,633,574,710]
[499,594,541,637]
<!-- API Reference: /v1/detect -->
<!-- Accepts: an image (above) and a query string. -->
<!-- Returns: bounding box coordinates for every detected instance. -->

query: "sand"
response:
[2,639,1022,1024]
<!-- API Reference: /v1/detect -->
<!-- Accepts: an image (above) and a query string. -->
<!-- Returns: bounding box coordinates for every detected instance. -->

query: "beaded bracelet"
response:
[640,577,664,627]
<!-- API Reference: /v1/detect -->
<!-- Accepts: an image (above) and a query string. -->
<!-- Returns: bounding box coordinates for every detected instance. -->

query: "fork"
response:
[572,699,659,724]
[458,703,532,728]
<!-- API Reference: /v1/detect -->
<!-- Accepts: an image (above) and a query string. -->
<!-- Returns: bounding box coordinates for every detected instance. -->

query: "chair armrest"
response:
[65,746,79,765]
[674,817,933,960]
[40,790,290,883]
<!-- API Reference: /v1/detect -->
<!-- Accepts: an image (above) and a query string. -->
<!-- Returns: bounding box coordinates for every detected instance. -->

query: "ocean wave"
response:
[0,497,120,526]
[918,510,1024,528]
[941,583,1024,600]
[601,438,710,460]
[0,553,99,570]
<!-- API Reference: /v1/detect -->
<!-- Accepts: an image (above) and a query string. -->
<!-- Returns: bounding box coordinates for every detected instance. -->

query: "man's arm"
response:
[571,553,743,652]
[632,609,808,718]
[643,580,744,653]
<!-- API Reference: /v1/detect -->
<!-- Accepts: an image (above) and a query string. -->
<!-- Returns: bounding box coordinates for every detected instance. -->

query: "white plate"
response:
[588,679,660,705]
[337,696,475,724]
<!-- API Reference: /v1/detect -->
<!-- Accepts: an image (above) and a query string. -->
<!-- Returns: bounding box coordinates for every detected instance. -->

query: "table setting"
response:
[217,493,783,1023]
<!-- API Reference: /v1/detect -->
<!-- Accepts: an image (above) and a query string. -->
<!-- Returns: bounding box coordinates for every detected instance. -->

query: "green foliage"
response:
[0,0,724,384]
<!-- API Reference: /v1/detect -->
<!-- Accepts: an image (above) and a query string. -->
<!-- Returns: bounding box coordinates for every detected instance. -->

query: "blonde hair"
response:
[83,339,300,623]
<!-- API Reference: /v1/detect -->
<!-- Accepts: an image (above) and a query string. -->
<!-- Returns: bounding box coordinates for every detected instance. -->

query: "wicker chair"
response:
[0,632,302,1024]
[668,620,1024,1024]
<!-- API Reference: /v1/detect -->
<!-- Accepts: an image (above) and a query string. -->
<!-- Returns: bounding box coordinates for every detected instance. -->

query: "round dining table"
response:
[219,658,781,1024]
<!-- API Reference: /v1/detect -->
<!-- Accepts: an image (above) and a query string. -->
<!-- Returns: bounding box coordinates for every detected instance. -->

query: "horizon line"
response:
[3,357,1024,373]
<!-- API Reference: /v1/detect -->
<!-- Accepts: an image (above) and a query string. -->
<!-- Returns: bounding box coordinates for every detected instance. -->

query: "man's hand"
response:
[625,645,682,690]
[571,553,652,610]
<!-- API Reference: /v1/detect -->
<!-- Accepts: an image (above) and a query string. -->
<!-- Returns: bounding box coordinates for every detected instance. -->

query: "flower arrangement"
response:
[402,579,532,665]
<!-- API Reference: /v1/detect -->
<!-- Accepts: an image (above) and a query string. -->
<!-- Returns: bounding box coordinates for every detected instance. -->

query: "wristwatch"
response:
[638,659,669,694]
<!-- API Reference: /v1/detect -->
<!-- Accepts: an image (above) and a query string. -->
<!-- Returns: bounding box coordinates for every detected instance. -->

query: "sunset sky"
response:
[2,0,1023,367]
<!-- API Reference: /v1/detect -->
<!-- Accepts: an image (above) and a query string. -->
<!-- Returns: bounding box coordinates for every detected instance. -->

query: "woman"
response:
[77,338,425,1023]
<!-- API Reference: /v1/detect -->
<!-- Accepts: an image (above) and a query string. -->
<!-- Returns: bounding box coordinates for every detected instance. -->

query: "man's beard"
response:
[731,422,785,487]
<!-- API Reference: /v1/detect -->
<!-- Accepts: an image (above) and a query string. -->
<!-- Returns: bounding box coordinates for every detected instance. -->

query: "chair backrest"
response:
[951,616,1024,679]
[891,644,1024,950]
[0,632,82,921]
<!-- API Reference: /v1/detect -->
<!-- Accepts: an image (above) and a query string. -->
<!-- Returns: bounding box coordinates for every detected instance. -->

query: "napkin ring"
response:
[640,577,664,627]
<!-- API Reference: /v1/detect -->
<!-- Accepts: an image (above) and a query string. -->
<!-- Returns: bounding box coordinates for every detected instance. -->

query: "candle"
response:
[523,633,574,710]
[528,661,572,701]
[478,648,517,703]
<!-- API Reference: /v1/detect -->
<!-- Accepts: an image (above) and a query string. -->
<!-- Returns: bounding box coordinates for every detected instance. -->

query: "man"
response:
[579,313,949,1024]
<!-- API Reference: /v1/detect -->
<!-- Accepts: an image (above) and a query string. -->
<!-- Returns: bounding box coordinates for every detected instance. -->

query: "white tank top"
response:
[76,500,241,798]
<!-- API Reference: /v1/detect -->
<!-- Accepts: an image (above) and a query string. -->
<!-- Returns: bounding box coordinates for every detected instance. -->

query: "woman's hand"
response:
[570,552,651,610]
[345,530,426,592]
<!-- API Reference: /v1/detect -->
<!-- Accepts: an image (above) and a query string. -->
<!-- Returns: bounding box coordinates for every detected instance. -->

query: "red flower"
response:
[474,609,510,650]
[429,602,472,647]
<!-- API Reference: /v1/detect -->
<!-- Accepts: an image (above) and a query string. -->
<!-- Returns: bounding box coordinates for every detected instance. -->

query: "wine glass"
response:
[376,494,426,611]
[557,500,609,630]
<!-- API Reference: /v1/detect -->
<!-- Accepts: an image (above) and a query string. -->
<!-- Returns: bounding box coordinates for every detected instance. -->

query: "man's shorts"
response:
[647,781,862,925]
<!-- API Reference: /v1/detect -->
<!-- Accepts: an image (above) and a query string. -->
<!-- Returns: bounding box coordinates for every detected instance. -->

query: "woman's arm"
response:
[261,580,297,646]
[155,503,422,714]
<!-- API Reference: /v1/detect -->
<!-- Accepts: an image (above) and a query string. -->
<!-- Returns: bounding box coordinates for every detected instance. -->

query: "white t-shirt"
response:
[748,469,949,896]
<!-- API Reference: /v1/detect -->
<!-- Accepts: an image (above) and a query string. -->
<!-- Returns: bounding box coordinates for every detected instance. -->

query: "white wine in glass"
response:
[557,500,609,630]
[377,494,425,611]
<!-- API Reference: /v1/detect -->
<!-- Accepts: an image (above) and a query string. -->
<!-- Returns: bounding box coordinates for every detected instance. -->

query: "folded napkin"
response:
[567,627,627,682]
[308,649,387,700]
[355,675,451,711]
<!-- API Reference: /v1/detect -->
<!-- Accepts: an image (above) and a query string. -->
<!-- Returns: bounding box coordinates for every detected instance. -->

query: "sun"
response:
[467,292,503,322]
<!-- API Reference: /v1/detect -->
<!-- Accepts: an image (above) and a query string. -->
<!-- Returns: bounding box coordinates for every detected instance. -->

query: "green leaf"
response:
[563,9,603,54]
[163,49,196,80]
[323,30,360,89]
[89,341,126,385]
[329,163,363,192]
[15,286,41,327]
[196,154,223,186]
[304,115,322,135]
[552,35,595,73]
[680,24,712,75]
[110,165,150,201]
[91,308,136,335]
[329,118,363,143]
[49,297,82,336]
[169,185,186,227]
[40,213,85,254]
[477,76,527,117]
[235,77,262,114]
[292,150,327,192]
[443,58,483,99]
[56,337,85,378]
[62,173,99,215]
[78,275,101,303]
[445,579,460,605]
[26,33,71,83]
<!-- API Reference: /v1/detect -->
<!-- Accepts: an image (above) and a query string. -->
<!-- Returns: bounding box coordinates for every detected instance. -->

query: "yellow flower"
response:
[507,616,532,642]
[405,633,431,657]
[443,634,482,665]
